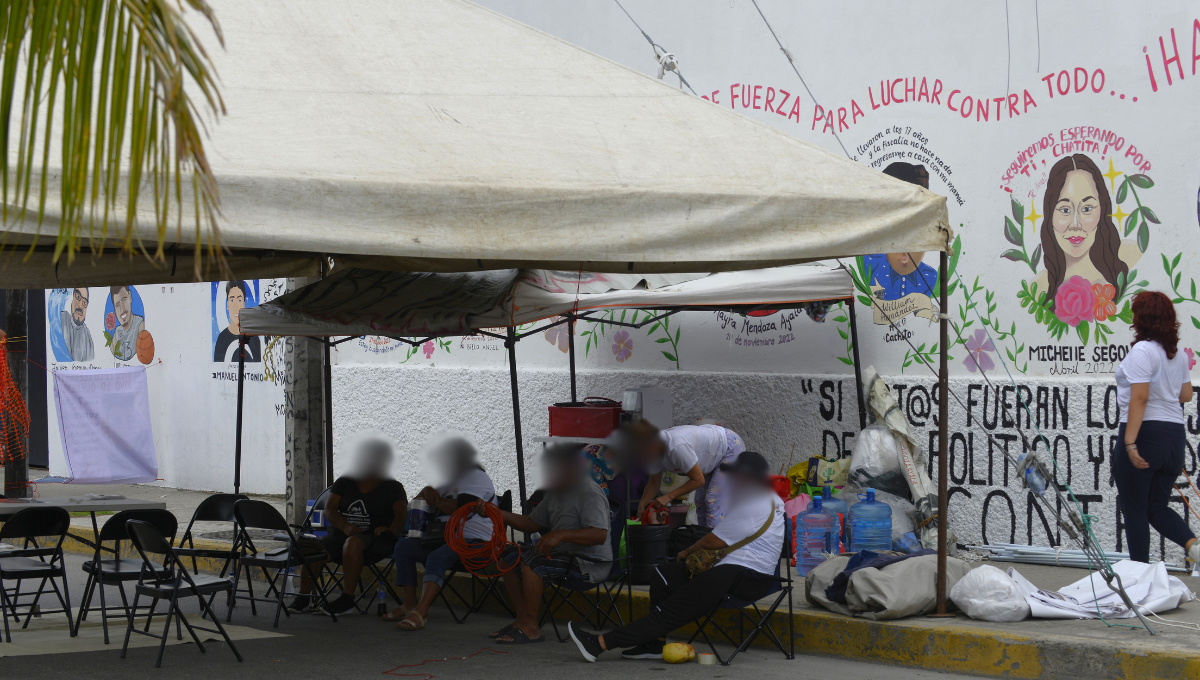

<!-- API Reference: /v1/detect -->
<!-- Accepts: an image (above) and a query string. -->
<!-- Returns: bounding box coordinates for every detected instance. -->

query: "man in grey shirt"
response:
[60,287,94,361]
[480,444,612,644]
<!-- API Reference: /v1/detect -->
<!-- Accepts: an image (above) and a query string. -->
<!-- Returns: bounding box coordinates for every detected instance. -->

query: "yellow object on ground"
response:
[662,642,695,663]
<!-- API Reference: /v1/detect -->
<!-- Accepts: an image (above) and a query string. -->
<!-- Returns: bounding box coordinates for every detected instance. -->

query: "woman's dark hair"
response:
[1131,291,1179,359]
[1040,154,1128,304]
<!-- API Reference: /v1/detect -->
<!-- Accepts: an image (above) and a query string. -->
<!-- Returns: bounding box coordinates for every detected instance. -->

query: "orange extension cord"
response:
[444,502,518,577]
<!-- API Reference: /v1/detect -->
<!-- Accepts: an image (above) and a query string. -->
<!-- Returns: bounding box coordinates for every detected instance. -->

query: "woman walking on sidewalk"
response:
[1113,291,1200,565]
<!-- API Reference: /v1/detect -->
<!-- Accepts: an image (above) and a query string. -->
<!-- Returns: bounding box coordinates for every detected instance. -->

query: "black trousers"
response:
[604,562,770,649]
[1113,421,1195,563]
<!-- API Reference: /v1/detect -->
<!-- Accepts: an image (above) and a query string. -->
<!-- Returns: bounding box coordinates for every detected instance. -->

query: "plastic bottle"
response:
[796,496,839,576]
[407,499,430,538]
[819,485,849,552]
[1015,453,1048,496]
[376,583,387,616]
[848,488,892,552]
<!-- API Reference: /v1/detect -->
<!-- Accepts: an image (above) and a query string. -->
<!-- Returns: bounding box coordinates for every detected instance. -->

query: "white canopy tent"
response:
[2,0,949,287]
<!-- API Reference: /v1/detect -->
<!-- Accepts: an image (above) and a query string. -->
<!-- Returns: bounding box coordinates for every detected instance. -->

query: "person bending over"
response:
[287,435,407,615]
[483,443,611,644]
[568,450,783,662]
[386,435,497,631]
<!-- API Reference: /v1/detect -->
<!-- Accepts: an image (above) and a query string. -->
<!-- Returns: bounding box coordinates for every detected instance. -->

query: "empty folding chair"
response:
[231,499,338,626]
[0,506,76,642]
[76,509,178,644]
[120,520,243,668]
[175,493,248,576]
[687,517,795,665]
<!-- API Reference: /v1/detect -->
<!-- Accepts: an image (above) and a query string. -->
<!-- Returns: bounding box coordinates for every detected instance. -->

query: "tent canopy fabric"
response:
[2,0,950,286]
[239,263,853,338]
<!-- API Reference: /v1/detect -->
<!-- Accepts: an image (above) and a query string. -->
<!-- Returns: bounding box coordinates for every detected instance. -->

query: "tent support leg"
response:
[846,297,868,430]
[324,340,334,488]
[507,327,527,508]
[932,251,952,618]
[234,337,245,495]
[567,314,577,403]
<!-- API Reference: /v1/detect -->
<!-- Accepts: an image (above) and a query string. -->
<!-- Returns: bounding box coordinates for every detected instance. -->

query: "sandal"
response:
[382,605,415,621]
[396,611,426,631]
[488,624,515,639]
[498,628,544,644]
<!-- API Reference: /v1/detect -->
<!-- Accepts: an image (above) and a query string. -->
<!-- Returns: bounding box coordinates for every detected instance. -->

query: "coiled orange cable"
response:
[444,502,518,576]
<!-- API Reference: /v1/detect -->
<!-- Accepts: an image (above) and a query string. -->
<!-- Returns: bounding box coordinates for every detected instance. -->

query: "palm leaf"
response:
[1,0,225,279]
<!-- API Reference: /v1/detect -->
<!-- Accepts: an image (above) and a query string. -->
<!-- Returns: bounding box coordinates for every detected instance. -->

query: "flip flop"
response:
[396,611,426,632]
[488,624,515,639]
[382,606,414,622]
[498,628,544,645]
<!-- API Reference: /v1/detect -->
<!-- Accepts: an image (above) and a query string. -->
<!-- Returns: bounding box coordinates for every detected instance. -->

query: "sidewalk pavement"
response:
[29,482,1200,678]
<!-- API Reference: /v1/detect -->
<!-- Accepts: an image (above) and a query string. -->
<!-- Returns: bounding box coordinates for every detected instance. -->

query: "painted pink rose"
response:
[1186,348,1196,371]
[1054,275,1095,327]
[612,330,632,363]
[105,312,117,332]
[422,340,435,359]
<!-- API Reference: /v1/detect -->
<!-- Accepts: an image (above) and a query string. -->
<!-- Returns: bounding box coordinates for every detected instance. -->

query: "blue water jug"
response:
[819,485,849,551]
[849,488,892,552]
[796,496,839,576]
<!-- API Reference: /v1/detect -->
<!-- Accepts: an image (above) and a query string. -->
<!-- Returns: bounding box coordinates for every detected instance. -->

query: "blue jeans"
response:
[393,538,461,588]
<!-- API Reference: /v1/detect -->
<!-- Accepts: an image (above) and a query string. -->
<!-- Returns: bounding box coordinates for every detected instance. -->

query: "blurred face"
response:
[112,288,133,330]
[885,252,924,276]
[349,440,393,481]
[227,288,246,334]
[541,453,583,491]
[71,288,89,323]
[1052,170,1101,260]
[726,473,767,504]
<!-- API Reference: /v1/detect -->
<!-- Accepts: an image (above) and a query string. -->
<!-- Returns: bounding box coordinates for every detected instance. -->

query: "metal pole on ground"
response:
[846,297,868,430]
[507,327,527,507]
[567,314,577,403]
[234,336,245,495]
[324,340,334,488]
[932,250,952,617]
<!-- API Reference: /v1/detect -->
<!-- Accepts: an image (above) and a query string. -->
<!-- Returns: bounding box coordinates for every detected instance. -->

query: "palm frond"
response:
[0,0,225,280]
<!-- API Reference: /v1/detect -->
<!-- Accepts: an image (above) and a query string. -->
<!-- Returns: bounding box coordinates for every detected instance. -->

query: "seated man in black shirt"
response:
[287,435,407,615]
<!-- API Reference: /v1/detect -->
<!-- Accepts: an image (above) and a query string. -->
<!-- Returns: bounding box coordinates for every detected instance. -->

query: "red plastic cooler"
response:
[548,397,622,438]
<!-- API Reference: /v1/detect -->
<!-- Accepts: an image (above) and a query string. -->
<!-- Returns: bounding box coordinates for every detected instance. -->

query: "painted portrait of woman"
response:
[1034,153,1141,305]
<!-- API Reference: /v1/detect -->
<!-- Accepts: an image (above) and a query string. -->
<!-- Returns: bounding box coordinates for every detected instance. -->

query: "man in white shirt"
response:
[569,451,784,662]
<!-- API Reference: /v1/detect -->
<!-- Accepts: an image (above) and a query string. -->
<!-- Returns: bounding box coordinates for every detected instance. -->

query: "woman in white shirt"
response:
[623,421,746,526]
[1113,292,1198,565]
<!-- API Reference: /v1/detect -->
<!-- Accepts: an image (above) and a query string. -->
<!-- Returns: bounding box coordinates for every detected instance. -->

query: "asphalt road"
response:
[0,552,980,679]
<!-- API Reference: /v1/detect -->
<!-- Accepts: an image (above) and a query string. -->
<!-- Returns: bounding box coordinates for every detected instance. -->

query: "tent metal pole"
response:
[507,327,527,507]
[567,314,577,403]
[234,336,246,495]
[932,250,952,617]
[324,340,334,488]
[846,297,868,430]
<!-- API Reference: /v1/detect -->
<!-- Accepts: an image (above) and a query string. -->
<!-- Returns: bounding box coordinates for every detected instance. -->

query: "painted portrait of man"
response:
[59,287,94,361]
[107,285,145,362]
[213,280,262,362]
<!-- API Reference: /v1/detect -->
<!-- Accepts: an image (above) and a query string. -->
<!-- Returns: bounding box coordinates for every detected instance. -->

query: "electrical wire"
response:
[611,0,698,95]
[383,647,509,678]
[444,502,518,576]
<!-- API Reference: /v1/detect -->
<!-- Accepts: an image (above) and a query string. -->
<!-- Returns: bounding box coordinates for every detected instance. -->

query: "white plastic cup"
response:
[697,652,716,665]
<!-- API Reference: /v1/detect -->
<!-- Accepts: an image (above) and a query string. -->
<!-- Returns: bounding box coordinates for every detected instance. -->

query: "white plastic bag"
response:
[950,565,1031,622]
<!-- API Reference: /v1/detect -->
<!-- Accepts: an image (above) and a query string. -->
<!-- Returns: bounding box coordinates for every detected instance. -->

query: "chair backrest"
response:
[126,520,192,585]
[126,519,175,559]
[234,499,290,534]
[0,506,70,540]
[498,490,513,513]
[189,493,248,525]
[99,509,178,544]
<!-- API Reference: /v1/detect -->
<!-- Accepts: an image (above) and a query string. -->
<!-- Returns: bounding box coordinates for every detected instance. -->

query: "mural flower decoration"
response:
[422,340,436,359]
[105,312,117,332]
[612,330,633,363]
[1054,276,1095,327]
[1092,283,1117,322]
[1186,348,1196,372]
[544,317,570,353]
[962,329,996,373]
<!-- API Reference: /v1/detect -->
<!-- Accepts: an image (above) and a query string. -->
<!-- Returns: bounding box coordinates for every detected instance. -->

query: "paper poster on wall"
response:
[52,366,157,484]
[212,280,261,362]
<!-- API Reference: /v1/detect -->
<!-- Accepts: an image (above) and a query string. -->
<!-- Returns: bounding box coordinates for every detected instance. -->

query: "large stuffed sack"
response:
[950,565,1031,622]
[806,554,971,620]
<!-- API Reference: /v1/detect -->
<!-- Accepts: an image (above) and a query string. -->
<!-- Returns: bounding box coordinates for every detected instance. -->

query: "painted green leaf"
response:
[648,322,661,334]
[1010,198,1024,224]
[674,328,680,344]
[1193,317,1200,330]
[1162,254,1173,274]
[1137,221,1149,253]
[1141,206,1160,224]
[858,295,872,306]
[1001,249,1026,263]
[1191,280,1196,300]
[838,329,848,339]
[655,337,671,344]
[1004,217,1023,247]
[1030,244,1042,271]
[1123,208,1140,237]
[1172,253,1182,270]
[1116,178,1129,204]
[1128,174,1154,189]
[837,357,854,366]
[661,351,677,362]
[831,315,848,323]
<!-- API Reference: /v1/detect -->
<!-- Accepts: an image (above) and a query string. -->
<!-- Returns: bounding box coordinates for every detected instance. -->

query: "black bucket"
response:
[626,524,673,585]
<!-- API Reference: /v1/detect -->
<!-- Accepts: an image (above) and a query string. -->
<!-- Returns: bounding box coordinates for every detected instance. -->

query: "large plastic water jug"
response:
[796,496,839,576]
[849,488,892,552]
[819,485,849,551]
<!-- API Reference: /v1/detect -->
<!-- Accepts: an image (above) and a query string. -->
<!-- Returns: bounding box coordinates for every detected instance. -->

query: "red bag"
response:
[639,501,669,525]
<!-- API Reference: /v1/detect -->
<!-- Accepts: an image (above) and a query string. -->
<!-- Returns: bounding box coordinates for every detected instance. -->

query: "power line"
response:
[611,0,698,95]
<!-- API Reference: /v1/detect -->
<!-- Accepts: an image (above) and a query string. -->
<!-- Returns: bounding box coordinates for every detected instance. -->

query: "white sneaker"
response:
[1189,543,1200,564]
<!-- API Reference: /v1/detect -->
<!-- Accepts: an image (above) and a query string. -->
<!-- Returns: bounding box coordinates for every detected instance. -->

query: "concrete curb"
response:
[59,528,1199,679]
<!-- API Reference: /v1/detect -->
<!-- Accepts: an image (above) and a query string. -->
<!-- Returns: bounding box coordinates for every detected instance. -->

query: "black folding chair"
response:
[539,503,632,643]
[175,493,249,577]
[120,520,243,668]
[0,506,76,642]
[76,509,178,644]
[231,499,338,626]
[437,490,515,623]
[687,516,795,666]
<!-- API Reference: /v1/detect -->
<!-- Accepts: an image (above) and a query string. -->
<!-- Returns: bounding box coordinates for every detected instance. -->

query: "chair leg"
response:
[243,563,259,616]
[270,569,286,628]
[75,572,96,631]
[173,601,205,652]
[115,582,133,629]
[21,576,49,629]
[143,598,159,632]
[227,563,243,623]
[155,594,177,668]
[120,591,142,659]
[303,561,337,623]
[197,589,243,663]
[98,576,111,645]
[48,575,77,637]
[0,579,13,643]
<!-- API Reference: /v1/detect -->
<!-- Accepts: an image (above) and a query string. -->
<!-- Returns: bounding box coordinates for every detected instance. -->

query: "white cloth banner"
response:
[52,367,158,484]
[1007,560,1195,619]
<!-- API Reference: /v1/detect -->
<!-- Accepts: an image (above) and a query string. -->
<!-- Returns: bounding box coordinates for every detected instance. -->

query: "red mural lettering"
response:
[1022,89,1037,112]
[1073,67,1089,93]
[729,83,740,110]
[776,89,792,118]
[918,77,930,103]
[868,85,881,110]
[710,90,721,105]
[1160,27,1185,85]
[837,106,848,131]
[1041,72,1056,97]
[752,85,763,110]
[931,79,944,104]
[1090,69,1105,93]
[904,77,916,102]
[765,86,776,113]
[811,103,825,130]
[788,94,803,123]
[947,89,961,112]
[960,95,974,118]
[1007,93,1019,117]
[851,99,865,125]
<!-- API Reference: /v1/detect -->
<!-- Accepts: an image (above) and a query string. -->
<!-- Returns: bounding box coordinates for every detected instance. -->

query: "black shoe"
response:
[319,593,356,615]
[567,622,604,663]
[285,595,313,614]
[621,641,665,660]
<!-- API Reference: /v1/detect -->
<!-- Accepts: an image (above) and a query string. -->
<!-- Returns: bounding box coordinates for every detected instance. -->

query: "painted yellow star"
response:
[1025,204,1042,228]
[1111,204,1129,227]
[1102,158,1124,194]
